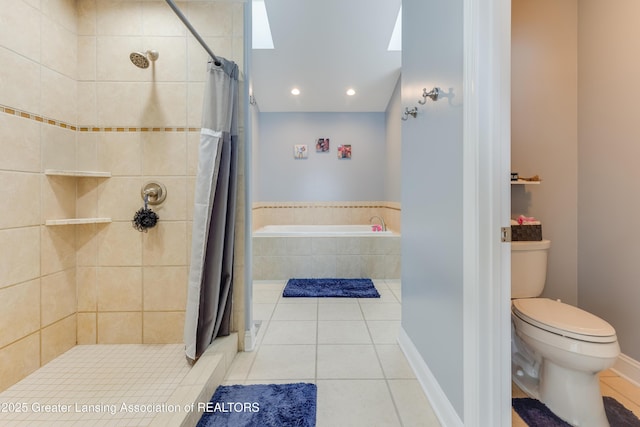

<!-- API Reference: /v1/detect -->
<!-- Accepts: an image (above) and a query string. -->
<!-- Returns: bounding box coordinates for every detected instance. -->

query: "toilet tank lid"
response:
[513,298,617,341]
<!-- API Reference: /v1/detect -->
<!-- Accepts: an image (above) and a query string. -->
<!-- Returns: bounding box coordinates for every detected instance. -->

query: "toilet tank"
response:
[511,240,551,298]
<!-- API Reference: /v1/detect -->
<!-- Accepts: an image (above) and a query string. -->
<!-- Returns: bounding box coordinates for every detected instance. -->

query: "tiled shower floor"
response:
[0,340,234,427]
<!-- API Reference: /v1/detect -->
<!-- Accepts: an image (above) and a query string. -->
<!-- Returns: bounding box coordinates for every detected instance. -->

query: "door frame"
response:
[462,0,512,425]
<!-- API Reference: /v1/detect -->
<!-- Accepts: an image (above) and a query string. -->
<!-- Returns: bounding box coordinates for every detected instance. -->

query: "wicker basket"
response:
[511,224,542,241]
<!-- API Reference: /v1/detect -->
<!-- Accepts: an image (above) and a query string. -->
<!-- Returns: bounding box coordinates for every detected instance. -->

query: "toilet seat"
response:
[512,298,617,343]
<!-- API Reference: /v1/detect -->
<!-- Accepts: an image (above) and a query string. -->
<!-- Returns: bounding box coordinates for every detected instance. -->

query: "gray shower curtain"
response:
[184,57,239,363]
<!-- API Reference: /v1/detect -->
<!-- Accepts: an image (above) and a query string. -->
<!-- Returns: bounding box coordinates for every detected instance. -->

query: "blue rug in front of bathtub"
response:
[512,396,640,426]
[196,382,316,427]
[283,278,380,298]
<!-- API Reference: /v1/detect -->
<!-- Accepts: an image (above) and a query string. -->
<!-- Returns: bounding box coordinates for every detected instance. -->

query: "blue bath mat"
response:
[512,396,640,427]
[197,382,316,427]
[283,278,380,298]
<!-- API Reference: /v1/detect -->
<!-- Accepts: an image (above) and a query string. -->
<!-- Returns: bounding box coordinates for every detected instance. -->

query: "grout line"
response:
[315,295,320,383]
[363,279,405,426]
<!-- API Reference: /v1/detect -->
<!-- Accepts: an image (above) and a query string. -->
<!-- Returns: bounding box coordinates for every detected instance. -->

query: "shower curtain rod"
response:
[164,0,222,66]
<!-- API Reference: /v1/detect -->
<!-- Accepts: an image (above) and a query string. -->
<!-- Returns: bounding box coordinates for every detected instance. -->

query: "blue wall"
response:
[401,0,464,418]
[385,77,402,203]
[255,112,387,202]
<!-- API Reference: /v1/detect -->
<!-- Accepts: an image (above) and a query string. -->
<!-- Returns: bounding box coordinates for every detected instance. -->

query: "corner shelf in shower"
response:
[44,169,112,226]
[45,169,111,178]
[45,218,112,226]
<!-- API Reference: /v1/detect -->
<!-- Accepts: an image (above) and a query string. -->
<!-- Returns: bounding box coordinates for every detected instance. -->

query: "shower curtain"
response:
[184,58,239,363]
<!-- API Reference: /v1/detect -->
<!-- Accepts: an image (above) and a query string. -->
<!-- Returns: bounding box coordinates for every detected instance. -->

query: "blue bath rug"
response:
[283,278,380,298]
[512,396,640,427]
[196,382,316,427]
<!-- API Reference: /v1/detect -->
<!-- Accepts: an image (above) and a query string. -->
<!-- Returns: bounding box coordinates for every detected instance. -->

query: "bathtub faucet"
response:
[369,215,386,232]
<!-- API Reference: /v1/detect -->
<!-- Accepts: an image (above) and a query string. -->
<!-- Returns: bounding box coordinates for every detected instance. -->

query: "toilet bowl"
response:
[511,241,620,426]
[512,298,619,426]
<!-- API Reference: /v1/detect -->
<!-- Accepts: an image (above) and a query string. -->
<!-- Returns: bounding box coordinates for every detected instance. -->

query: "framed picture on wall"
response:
[337,144,352,159]
[316,138,330,152]
[294,144,308,159]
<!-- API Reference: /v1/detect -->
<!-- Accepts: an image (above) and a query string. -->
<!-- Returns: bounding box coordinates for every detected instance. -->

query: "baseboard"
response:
[612,353,640,387]
[397,327,464,427]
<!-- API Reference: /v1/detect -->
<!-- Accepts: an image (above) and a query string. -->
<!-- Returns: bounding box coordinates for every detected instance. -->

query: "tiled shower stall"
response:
[0,0,246,392]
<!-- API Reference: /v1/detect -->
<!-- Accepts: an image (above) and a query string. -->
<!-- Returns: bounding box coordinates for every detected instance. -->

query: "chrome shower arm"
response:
[163,0,222,66]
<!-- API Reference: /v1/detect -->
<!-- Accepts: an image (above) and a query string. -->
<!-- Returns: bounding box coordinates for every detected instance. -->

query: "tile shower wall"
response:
[0,0,245,392]
[0,0,79,393]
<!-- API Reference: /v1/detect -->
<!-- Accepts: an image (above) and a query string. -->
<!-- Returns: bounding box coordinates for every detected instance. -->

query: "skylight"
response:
[387,5,402,51]
[252,0,274,49]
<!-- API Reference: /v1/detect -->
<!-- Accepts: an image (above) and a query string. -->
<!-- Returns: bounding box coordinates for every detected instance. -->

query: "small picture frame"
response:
[294,144,308,159]
[316,138,330,152]
[337,144,352,159]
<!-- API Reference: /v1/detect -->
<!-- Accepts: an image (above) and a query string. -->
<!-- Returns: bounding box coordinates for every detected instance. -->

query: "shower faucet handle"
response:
[141,181,167,205]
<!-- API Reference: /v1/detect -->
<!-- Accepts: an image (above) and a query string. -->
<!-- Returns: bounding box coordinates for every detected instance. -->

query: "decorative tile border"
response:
[252,202,402,211]
[0,104,199,133]
[77,126,201,133]
[253,205,390,209]
[0,105,77,131]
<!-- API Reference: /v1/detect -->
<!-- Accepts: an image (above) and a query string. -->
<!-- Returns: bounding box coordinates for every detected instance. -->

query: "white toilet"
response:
[511,240,620,427]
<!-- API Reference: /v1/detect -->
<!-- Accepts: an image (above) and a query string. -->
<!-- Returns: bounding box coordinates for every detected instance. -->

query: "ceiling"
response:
[251,0,402,113]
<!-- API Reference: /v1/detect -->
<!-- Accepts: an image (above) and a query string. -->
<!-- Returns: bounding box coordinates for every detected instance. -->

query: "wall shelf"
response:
[511,179,541,185]
[44,170,112,226]
[45,218,112,226]
[45,169,111,178]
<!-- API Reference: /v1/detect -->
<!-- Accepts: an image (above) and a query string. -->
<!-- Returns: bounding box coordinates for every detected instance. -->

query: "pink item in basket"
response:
[517,215,537,225]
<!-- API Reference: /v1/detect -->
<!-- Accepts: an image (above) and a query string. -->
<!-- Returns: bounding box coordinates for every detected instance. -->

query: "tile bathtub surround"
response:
[253,235,401,280]
[225,280,441,427]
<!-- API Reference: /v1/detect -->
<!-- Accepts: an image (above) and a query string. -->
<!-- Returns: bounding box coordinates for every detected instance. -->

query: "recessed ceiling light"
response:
[346,88,356,96]
[291,88,300,95]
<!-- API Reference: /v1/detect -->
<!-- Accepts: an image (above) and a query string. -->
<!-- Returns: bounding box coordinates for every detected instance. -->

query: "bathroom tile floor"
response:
[224,279,441,427]
[512,370,640,426]
[233,280,640,427]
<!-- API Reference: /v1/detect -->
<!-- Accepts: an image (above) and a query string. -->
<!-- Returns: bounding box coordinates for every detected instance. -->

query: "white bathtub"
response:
[254,224,395,237]
[252,225,401,279]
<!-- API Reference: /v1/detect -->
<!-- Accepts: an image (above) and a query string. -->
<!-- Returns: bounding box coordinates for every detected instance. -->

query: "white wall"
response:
[511,0,578,304]
[254,112,386,202]
[401,0,464,418]
[578,0,640,362]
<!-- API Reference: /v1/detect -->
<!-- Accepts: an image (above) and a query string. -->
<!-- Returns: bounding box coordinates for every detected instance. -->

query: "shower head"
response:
[129,50,159,69]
